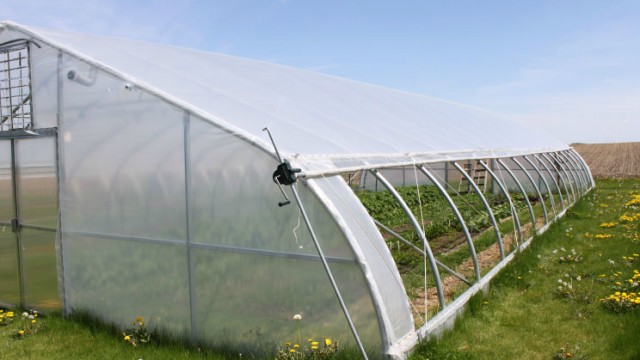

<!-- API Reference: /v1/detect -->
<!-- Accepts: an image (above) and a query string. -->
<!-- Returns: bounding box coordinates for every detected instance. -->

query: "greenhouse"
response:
[0,21,593,358]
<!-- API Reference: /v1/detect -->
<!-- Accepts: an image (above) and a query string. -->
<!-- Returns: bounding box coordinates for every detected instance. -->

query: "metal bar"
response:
[523,155,557,218]
[370,169,446,309]
[19,223,57,232]
[561,150,587,194]
[496,159,537,232]
[535,153,568,209]
[10,139,25,307]
[289,184,369,359]
[478,160,524,244]
[550,152,577,201]
[65,230,356,264]
[0,127,58,139]
[540,153,574,204]
[56,49,69,315]
[567,150,589,192]
[183,111,197,343]
[569,148,595,188]
[452,161,504,259]
[512,157,548,224]
[0,93,30,125]
[556,151,583,195]
[418,165,480,280]
[374,219,472,286]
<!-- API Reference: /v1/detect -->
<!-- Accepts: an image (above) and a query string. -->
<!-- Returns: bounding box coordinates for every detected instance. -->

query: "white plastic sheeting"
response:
[0,20,588,358]
[11,22,568,172]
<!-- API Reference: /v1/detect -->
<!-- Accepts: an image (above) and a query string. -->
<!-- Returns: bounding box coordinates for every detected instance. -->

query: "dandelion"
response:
[289,349,296,354]
[325,338,332,346]
[293,313,302,345]
[18,330,24,336]
[124,335,131,341]
[311,345,318,350]
[31,319,36,324]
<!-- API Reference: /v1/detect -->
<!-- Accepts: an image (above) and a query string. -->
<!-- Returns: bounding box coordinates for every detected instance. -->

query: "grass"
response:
[410,178,640,359]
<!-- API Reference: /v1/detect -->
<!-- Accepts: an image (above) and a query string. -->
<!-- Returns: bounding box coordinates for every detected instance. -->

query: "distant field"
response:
[573,142,640,178]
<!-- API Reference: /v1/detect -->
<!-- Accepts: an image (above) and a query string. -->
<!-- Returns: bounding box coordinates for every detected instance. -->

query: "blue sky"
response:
[3,0,639,143]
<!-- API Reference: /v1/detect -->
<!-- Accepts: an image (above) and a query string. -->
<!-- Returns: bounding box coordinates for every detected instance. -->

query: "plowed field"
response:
[573,142,640,178]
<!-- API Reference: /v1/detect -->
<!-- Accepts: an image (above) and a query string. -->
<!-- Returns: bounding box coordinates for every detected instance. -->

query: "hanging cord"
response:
[412,165,429,322]
[292,186,303,249]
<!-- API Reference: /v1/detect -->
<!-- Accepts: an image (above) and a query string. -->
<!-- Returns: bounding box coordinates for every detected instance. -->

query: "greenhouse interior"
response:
[0,21,593,359]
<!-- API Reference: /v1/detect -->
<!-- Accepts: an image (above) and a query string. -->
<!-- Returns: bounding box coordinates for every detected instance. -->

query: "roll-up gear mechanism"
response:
[263,127,301,207]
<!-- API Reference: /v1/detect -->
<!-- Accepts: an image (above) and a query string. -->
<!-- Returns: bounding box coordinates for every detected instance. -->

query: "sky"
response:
[2,0,639,144]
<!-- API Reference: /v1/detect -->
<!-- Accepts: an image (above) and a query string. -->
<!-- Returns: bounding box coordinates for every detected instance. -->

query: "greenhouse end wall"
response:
[56,51,384,354]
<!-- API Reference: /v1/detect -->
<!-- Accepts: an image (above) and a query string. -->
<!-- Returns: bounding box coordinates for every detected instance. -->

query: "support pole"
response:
[290,184,369,359]
[370,170,446,309]
[478,160,524,244]
[418,165,481,280]
[452,161,504,260]
[523,155,557,217]
[511,157,548,225]
[495,159,537,232]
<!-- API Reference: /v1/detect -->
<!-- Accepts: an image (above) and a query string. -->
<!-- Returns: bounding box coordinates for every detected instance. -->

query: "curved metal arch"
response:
[523,155,557,218]
[512,157,549,225]
[417,165,481,280]
[564,150,591,192]
[540,153,574,204]
[560,150,587,195]
[569,149,594,188]
[451,161,504,260]
[532,154,566,212]
[477,160,524,245]
[495,158,537,232]
[569,148,595,188]
[370,169,446,309]
[552,152,580,199]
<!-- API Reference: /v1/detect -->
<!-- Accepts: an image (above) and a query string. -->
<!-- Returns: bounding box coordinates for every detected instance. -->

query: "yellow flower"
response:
[293,344,299,349]
[311,345,318,350]
[124,335,131,341]
[289,349,296,354]
[31,319,36,324]
[7,312,13,317]
[311,341,319,346]
[18,330,24,336]
[325,338,332,346]
[284,342,291,347]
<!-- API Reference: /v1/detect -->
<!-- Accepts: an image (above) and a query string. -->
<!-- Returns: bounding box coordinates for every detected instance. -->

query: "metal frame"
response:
[523,155,557,217]
[451,161,504,259]
[569,148,595,188]
[418,165,480,280]
[511,157,548,225]
[553,152,580,198]
[532,155,565,211]
[478,160,523,244]
[561,150,587,194]
[370,169,446,309]
[540,153,574,204]
[495,158,536,232]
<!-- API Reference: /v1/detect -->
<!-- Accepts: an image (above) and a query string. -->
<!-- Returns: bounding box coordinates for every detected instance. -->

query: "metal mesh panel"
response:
[0,44,32,131]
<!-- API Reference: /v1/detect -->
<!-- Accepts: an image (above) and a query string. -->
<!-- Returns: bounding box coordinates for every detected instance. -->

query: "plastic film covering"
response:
[29,41,59,129]
[16,137,59,310]
[59,55,190,331]
[0,140,11,222]
[11,22,569,174]
[307,175,414,345]
[0,140,19,305]
[60,55,187,241]
[189,116,382,353]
